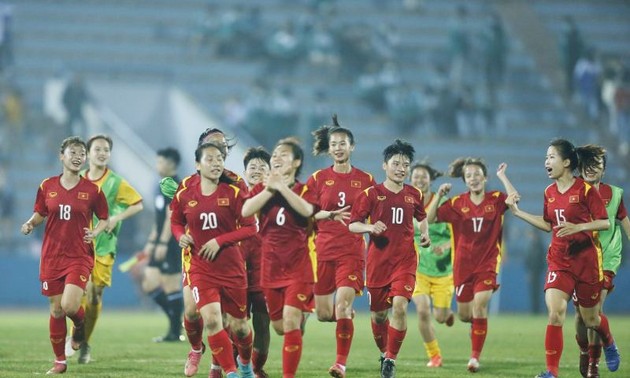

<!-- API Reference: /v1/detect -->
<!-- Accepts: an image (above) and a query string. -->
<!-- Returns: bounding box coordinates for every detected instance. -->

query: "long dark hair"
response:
[195,142,235,185]
[312,114,355,156]
[448,157,487,181]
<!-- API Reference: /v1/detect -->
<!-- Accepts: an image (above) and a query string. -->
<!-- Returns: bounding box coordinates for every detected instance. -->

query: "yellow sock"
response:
[424,339,441,358]
[84,300,102,343]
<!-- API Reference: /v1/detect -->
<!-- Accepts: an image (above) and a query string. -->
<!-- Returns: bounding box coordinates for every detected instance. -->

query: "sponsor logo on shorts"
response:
[284,345,300,352]
[386,297,392,304]
[218,198,229,206]
[188,200,198,207]
[569,195,580,204]
[484,204,495,213]
[48,191,58,198]
[338,333,352,339]
[377,196,386,201]
[297,294,308,302]
[351,181,361,188]
[591,292,599,300]
[404,285,413,292]
[211,347,224,355]
[483,279,493,286]
[404,196,414,203]
[348,275,358,281]
[325,180,335,186]
[239,305,247,312]
[461,207,470,213]
[548,197,555,203]
[78,192,89,200]
[80,275,88,282]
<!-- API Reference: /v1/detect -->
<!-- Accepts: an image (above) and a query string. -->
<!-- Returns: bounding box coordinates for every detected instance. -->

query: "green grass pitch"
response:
[0,310,628,377]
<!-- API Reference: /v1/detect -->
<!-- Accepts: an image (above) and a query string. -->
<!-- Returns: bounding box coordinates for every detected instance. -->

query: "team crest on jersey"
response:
[297,294,308,302]
[404,196,414,204]
[591,292,599,300]
[218,198,229,206]
[569,195,580,204]
[325,180,335,186]
[78,192,89,200]
[239,305,247,312]
[377,196,387,201]
[548,197,555,203]
[483,279,493,285]
[484,204,495,213]
[188,200,198,207]
[461,207,470,213]
[80,275,88,282]
[404,285,413,292]
[351,181,362,188]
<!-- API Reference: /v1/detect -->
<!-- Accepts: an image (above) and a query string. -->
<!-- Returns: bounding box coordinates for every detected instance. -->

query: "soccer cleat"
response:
[225,373,239,378]
[77,343,91,364]
[328,363,346,378]
[254,370,269,378]
[587,361,599,378]
[64,336,76,358]
[603,342,620,371]
[381,358,396,378]
[46,362,67,375]
[237,356,254,378]
[209,366,223,378]
[579,351,589,377]
[426,355,443,368]
[445,313,455,327]
[534,371,556,378]
[153,333,185,342]
[70,324,85,351]
[185,343,206,377]
[378,353,385,372]
[467,357,480,373]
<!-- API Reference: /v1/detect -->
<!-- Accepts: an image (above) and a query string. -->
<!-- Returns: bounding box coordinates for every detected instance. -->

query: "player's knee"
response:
[316,307,334,322]
[50,306,64,318]
[372,310,388,324]
[547,310,566,326]
[417,308,431,322]
[458,312,471,323]
[230,319,250,338]
[203,317,222,334]
[271,321,284,335]
[582,313,599,328]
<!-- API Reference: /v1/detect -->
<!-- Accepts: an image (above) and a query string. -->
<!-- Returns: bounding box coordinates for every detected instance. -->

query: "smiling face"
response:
[545,146,571,180]
[61,143,87,174]
[88,138,111,169]
[196,145,225,181]
[383,154,411,185]
[271,144,300,176]
[464,164,486,194]
[328,132,354,164]
[411,166,431,194]
[244,158,269,186]
[581,158,604,184]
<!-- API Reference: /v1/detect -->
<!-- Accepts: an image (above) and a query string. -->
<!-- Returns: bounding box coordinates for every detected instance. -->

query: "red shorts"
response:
[367,273,415,312]
[41,268,91,297]
[263,283,314,322]
[454,271,500,303]
[247,291,268,317]
[545,269,602,308]
[189,279,247,319]
[246,260,262,293]
[602,270,615,292]
[314,258,364,295]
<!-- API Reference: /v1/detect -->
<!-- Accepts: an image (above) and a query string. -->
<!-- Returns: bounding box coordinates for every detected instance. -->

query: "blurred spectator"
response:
[236,6,264,58]
[524,229,546,314]
[301,89,330,142]
[62,74,90,137]
[559,16,584,96]
[402,0,425,13]
[0,3,13,71]
[356,61,401,111]
[615,72,630,155]
[336,23,374,80]
[481,13,508,119]
[306,21,339,73]
[189,4,216,54]
[448,6,471,90]
[573,48,601,121]
[371,22,400,63]
[601,58,625,135]
[266,21,303,75]
[222,95,248,129]
[385,83,422,136]
[0,163,14,248]
[1,84,23,151]
[215,6,245,57]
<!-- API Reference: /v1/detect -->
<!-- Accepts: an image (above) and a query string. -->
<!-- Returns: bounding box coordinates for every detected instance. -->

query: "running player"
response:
[503,139,620,378]
[409,162,454,369]
[349,139,430,378]
[142,147,184,342]
[74,134,143,364]
[572,144,629,378]
[241,146,272,378]
[21,136,109,375]
[171,142,257,378]
[425,158,515,373]
[242,137,319,378]
[308,116,375,378]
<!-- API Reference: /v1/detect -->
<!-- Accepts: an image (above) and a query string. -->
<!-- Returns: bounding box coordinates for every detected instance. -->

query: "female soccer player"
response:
[503,139,620,378]
[409,162,454,369]
[241,147,272,378]
[242,137,319,378]
[170,142,257,378]
[307,116,375,378]
[349,139,430,378]
[571,144,629,378]
[21,136,109,375]
[426,158,515,373]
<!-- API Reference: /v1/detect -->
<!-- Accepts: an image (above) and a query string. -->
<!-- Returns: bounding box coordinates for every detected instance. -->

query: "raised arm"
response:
[276,184,314,218]
[505,193,552,232]
[496,163,518,197]
[242,187,274,218]
[426,183,451,223]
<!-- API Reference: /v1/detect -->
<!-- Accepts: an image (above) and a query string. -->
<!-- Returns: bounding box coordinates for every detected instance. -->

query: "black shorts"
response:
[148,241,182,275]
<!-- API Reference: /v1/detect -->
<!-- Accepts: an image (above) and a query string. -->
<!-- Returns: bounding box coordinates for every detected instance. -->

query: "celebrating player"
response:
[571,144,629,378]
[503,139,620,378]
[242,137,319,378]
[307,116,375,378]
[171,142,257,378]
[240,146,272,378]
[349,139,430,378]
[142,147,184,342]
[21,136,109,375]
[409,162,454,369]
[425,158,514,373]
[70,134,143,364]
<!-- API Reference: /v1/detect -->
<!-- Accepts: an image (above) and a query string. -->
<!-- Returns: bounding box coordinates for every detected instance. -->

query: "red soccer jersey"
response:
[170,182,256,289]
[350,183,426,288]
[307,166,375,261]
[34,176,109,281]
[173,170,249,200]
[436,191,507,285]
[248,181,319,288]
[543,178,607,280]
[240,234,263,291]
[598,183,628,220]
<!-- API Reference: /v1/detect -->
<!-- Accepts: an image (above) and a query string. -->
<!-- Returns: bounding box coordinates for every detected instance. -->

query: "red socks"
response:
[208,330,237,373]
[576,333,589,352]
[49,315,67,361]
[384,326,406,360]
[235,330,253,364]
[282,329,302,378]
[252,349,268,372]
[184,317,204,350]
[545,325,563,377]
[67,307,85,327]
[589,343,602,364]
[593,313,613,346]
[471,318,488,360]
[336,318,354,365]
[371,319,389,353]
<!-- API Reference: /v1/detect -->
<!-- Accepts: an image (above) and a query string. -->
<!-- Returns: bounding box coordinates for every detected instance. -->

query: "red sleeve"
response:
[350,189,372,223]
[436,199,456,223]
[617,198,627,220]
[216,191,257,246]
[93,189,109,220]
[496,192,508,214]
[543,192,551,224]
[246,183,265,199]
[169,192,187,242]
[33,184,48,216]
[586,186,608,220]
[300,182,320,213]
[414,189,426,222]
